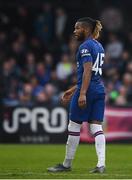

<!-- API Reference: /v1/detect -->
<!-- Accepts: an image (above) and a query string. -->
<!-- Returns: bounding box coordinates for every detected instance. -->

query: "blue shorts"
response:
[69,89,105,123]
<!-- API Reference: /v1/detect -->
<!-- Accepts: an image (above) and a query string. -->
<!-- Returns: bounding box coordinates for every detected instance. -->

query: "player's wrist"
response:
[80,91,86,95]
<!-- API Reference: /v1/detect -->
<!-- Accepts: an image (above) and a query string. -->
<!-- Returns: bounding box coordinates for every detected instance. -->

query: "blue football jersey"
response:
[76,37,105,94]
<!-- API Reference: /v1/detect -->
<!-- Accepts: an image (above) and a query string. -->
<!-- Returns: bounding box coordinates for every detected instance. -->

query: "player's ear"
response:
[83,26,88,33]
[85,29,90,35]
[85,28,90,35]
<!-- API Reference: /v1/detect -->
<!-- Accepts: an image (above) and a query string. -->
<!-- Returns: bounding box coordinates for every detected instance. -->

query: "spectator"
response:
[55,7,67,41]
[115,85,128,106]
[100,7,123,31]
[56,53,73,80]
[34,3,53,45]
[24,52,36,76]
[30,75,44,97]
[18,82,33,106]
[36,62,50,86]
[105,33,123,59]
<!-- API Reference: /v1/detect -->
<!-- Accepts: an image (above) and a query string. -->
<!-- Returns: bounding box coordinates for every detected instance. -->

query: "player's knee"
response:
[68,120,82,133]
[89,124,103,136]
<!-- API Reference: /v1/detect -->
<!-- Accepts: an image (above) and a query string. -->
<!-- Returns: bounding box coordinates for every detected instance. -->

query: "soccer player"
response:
[47,17,106,173]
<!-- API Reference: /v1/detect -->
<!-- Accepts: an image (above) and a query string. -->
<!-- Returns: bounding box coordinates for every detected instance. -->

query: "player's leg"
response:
[63,89,84,168]
[89,121,105,173]
[47,90,83,172]
[89,94,106,173]
[63,120,82,168]
[47,120,82,172]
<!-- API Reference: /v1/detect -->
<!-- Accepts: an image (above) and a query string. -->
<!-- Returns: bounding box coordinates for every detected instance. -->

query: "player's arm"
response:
[61,85,77,104]
[66,85,77,94]
[78,62,92,108]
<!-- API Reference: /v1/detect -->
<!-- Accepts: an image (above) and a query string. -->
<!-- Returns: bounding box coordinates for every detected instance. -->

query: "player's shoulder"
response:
[95,39,104,49]
[79,38,104,52]
[79,39,92,50]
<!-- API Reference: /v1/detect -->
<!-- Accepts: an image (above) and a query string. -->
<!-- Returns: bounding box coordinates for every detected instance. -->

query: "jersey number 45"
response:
[92,53,104,75]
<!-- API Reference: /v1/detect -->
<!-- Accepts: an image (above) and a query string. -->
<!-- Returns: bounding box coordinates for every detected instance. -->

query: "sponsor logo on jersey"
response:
[81,49,91,57]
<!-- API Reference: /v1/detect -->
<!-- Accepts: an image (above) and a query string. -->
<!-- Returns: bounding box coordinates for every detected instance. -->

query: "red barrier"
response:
[80,107,132,143]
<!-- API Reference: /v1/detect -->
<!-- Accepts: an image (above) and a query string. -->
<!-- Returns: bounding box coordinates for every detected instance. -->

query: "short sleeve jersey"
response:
[76,37,105,93]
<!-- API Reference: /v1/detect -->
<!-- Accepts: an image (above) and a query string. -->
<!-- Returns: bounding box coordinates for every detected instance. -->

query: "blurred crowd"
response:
[0,3,132,107]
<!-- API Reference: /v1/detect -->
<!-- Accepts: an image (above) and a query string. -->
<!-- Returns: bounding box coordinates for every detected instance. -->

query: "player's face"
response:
[74,22,85,41]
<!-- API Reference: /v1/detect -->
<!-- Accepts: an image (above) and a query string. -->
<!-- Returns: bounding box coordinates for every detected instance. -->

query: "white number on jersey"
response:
[92,53,104,75]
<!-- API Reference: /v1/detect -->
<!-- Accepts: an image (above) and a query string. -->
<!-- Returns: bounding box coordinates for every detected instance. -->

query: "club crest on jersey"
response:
[81,49,91,57]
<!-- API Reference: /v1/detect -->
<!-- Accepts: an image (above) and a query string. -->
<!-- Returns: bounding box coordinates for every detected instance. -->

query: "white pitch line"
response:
[0,172,132,178]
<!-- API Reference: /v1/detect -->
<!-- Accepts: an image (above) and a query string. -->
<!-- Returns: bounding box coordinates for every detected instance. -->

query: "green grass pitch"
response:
[0,144,132,179]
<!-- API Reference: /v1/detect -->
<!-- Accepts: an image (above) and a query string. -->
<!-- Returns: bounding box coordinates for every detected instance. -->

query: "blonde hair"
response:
[92,20,102,39]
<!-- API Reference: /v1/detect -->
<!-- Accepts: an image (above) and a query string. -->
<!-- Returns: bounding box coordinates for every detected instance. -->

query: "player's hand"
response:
[61,91,73,105]
[78,94,86,109]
